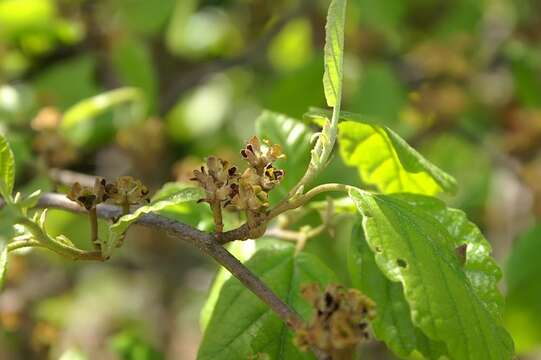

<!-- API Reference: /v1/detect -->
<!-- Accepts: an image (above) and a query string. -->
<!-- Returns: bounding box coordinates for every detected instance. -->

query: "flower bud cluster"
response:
[191,136,285,213]
[67,176,149,210]
[295,283,375,353]
[191,156,239,207]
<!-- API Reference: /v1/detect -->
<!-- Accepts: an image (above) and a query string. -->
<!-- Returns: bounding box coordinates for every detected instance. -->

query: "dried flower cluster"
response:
[233,136,285,211]
[191,136,285,233]
[295,284,375,356]
[67,176,149,211]
[192,156,239,208]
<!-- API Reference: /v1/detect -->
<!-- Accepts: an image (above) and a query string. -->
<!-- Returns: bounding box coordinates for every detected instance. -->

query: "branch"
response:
[49,168,97,187]
[0,193,328,358]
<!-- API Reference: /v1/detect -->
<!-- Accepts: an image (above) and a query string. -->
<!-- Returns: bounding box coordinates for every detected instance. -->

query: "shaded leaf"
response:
[349,222,447,359]
[349,188,513,360]
[198,242,336,360]
[0,133,15,201]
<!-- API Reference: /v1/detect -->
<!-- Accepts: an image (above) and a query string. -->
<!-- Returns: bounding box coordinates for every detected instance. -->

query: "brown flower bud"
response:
[240,136,285,174]
[191,156,239,205]
[104,176,150,206]
[67,178,107,210]
[227,168,269,211]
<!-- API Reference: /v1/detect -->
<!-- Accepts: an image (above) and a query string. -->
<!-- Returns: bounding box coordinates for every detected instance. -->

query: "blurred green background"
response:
[1,0,541,359]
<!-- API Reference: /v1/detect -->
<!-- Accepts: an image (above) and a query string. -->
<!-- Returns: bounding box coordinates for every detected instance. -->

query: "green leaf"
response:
[323,0,346,108]
[151,182,215,231]
[105,187,203,256]
[33,55,100,110]
[198,243,337,360]
[255,111,312,198]
[328,109,457,195]
[200,240,256,331]
[111,36,158,114]
[114,0,175,36]
[60,87,146,146]
[0,242,7,290]
[505,224,541,353]
[348,222,447,359]
[308,0,347,173]
[16,189,41,210]
[349,188,513,360]
[0,133,15,201]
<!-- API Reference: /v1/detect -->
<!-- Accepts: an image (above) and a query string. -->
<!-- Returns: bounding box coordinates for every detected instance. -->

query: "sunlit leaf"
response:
[309,0,347,172]
[0,133,15,201]
[198,242,336,360]
[309,108,457,195]
[105,187,204,256]
[349,188,513,360]
[323,0,346,108]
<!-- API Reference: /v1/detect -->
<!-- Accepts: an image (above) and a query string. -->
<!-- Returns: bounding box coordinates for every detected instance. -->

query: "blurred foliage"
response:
[0,0,541,358]
[505,224,541,354]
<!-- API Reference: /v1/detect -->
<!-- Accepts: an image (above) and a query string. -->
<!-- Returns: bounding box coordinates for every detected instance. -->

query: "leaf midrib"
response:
[376,195,497,359]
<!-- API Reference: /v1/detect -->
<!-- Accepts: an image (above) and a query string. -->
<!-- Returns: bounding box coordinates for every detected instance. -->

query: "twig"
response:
[49,168,97,187]
[266,224,326,253]
[0,193,327,357]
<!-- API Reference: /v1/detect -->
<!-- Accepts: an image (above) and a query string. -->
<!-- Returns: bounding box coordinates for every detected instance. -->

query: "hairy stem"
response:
[269,183,351,219]
[211,202,224,233]
[14,217,103,261]
[89,208,101,251]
